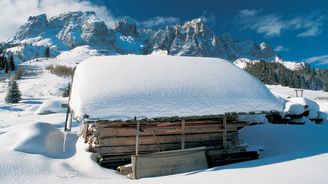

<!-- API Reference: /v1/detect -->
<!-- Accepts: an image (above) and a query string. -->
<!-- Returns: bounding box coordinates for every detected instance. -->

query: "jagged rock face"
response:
[14,14,48,40]
[4,11,277,63]
[49,11,110,48]
[146,18,275,61]
[14,11,110,49]
[114,18,138,37]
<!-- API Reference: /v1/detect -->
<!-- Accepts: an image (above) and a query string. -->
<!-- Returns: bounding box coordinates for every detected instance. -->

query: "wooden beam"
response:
[83,122,89,143]
[223,114,227,149]
[96,123,244,138]
[136,120,140,156]
[93,132,237,146]
[181,120,185,150]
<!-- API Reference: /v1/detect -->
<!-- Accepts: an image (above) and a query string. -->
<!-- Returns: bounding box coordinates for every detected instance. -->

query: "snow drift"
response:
[69,55,282,120]
[35,98,68,115]
[0,122,70,158]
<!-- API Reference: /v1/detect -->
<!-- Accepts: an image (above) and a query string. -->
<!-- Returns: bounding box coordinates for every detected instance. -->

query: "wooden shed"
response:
[66,55,282,171]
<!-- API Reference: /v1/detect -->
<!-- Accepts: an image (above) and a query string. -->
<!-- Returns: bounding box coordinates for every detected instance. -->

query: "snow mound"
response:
[35,98,68,115]
[284,101,305,115]
[0,122,65,158]
[238,114,268,124]
[70,55,282,120]
[287,97,320,119]
[288,97,320,112]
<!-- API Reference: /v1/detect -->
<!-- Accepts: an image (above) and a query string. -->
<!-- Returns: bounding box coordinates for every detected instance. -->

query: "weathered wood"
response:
[83,123,89,143]
[223,114,227,149]
[94,138,240,155]
[95,124,244,138]
[93,132,236,147]
[181,120,185,150]
[94,141,218,155]
[136,120,140,156]
[84,115,250,169]
[92,118,242,129]
[91,115,239,126]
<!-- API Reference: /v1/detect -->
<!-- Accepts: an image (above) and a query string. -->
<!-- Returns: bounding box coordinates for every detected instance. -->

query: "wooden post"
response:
[83,122,89,143]
[181,120,185,150]
[223,114,227,149]
[136,119,140,156]
[295,89,304,97]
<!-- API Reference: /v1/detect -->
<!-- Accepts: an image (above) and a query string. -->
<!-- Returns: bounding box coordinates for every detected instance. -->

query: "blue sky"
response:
[92,0,328,61]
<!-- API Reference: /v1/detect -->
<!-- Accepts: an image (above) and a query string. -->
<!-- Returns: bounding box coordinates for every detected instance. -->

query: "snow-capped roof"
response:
[69,55,282,120]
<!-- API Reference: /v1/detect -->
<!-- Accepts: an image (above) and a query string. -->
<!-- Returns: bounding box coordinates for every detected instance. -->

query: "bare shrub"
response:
[14,66,25,80]
[46,65,74,77]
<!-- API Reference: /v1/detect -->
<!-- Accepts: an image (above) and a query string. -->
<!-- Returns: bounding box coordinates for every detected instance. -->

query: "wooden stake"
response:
[181,120,185,150]
[223,114,227,149]
[83,122,89,143]
[136,119,140,156]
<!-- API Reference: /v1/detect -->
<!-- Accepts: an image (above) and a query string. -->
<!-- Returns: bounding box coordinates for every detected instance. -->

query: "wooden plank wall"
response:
[85,115,248,168]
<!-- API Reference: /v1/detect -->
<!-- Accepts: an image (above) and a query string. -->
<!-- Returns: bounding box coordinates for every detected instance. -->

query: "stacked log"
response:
[84,115,249,168]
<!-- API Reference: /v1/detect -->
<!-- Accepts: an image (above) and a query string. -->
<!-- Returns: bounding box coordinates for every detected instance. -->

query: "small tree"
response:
[0,56,6,70]
[44,46,50,58]
[5,80,22,103]
[8,55,15,71]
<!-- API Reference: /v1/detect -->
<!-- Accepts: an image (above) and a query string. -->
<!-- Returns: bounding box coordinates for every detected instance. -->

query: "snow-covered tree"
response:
[5,80,22,103]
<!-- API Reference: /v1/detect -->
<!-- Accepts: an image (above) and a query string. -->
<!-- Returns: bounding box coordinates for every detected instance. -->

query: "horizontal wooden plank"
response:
[93,119,246,128]
[91,115,240,126]
[94,124,244,138]
[93,132,237,146]
[96,128,218,138]
[94,138,239,155]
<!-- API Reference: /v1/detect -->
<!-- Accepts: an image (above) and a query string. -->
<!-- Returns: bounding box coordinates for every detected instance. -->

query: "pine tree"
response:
[324,79,328,92]
[5,80,22,103]
[8,55,15,71]
[0,56,6,70]
[44,46,50,58]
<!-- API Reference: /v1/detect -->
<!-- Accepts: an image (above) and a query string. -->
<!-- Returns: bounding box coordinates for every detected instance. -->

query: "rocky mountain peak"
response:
[114,18,138,37]
[3,11,278,63]
[15,14,48,40]
[184,18,205,32]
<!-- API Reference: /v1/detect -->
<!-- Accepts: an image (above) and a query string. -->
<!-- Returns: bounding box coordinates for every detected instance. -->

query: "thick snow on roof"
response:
[69,55,282,120]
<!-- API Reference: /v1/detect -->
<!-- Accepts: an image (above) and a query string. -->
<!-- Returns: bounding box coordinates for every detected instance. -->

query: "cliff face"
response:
[1,11,276,63]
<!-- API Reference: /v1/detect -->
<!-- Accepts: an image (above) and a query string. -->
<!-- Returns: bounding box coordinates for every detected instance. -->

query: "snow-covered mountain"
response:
[234,56,309,71]
[0,11,277,63]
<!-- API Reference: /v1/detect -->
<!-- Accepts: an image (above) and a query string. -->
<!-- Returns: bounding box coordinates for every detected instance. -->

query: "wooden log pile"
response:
[84,115,249,168]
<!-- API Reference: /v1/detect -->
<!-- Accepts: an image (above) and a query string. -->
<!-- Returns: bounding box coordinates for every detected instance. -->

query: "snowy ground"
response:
[1,55,328,183]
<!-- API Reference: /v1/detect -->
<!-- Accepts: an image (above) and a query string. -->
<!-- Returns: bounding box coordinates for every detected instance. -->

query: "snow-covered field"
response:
[1,54,328,183]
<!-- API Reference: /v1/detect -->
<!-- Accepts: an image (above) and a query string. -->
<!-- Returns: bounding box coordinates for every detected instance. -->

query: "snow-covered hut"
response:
[68,55,282,168]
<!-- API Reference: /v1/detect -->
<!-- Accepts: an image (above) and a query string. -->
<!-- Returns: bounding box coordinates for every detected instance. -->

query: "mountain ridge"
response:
[0,11,277,64]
